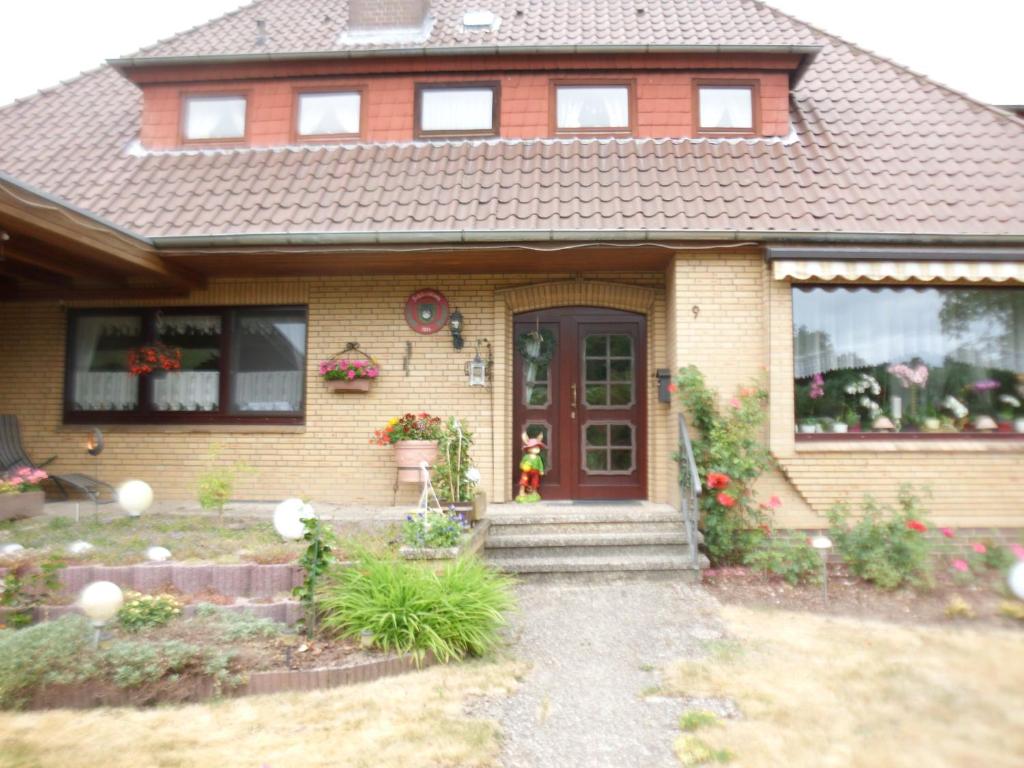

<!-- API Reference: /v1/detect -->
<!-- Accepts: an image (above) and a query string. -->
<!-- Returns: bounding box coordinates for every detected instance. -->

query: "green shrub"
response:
[743,535,822,585]
[432,418,479,503]
[401,510,466,549]
[675,366,773,565]
[318,552,514,663]
[827,486,934,590]
[0,555,65,629]
[193,604,282,641]
[968,540,1016,573]
[117,592,182,633]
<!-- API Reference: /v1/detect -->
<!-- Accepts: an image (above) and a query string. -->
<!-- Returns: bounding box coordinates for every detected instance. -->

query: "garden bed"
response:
[705,563,1023,627]
[1,603,439,711]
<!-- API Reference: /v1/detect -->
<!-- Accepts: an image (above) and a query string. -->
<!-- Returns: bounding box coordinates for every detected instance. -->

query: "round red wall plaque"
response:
[404,289,450,334]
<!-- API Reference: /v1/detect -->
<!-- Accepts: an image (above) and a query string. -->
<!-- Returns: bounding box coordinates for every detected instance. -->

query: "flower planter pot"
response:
[1015,418,1024,434]
[0,490,44,521]
[325,378,371,393]
[830,423,848,434]
[972,415,998,432]
[393,440,439,482]
[922,418,941,432]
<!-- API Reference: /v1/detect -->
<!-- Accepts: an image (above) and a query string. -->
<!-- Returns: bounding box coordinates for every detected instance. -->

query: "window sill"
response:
[794,433,1024,452]
[59,423,306,435]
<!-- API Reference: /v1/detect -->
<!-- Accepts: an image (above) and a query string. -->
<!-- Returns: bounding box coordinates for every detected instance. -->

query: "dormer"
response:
[112,2,818,151]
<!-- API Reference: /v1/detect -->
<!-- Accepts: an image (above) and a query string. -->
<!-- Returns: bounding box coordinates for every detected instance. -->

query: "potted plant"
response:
[319,343,379,392]
[373,413,443,482]
[127,343,182,376]
[798,417,819,434]
[887,362,929,430]
[0,467,47,521]
[997,394,1021,433]
[432,418,485,522]
[842,407,861,433]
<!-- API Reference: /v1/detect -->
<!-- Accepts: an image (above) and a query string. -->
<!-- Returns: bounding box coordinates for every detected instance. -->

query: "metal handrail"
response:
[677,414,702,568]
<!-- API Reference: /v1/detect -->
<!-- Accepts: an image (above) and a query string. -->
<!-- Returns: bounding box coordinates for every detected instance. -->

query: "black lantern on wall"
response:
[450,309,465,350]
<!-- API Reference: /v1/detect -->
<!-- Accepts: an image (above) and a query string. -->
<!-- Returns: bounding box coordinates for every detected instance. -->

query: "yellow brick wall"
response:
[667,251,1024,529]
[0,272,675,507]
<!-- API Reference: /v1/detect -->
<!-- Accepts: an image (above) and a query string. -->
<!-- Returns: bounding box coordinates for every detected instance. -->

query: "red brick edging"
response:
[27,651,438,710]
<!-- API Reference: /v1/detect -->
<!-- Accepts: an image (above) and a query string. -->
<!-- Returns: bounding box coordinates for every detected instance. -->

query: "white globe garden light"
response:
[1009,562,1024,602]
[80,580,124,645]
[146,546,172,562]
[273,498,315,541]
[118,480,154,517]
[0,543,25,556]
[67,540,94,555]
[810,535,833,602]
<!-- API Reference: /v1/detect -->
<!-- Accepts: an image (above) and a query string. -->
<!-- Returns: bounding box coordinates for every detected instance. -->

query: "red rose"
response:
[716,492,737,508]
[707,472,731,490]
[906,520,927,533]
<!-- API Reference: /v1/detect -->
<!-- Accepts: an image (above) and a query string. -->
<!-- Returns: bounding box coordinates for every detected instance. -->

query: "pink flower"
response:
[951,559,969,573]
[346,370,356,380]
[766,495,781,510]
[971,543,986,554]
[809,372,825,399]
[940,527,954,539]
[729,398,741,408]
[1011,543,1024,560]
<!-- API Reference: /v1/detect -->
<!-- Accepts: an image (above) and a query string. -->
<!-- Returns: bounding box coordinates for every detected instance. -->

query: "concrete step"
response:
[488,520,684,536]
[485,509,684,527]
[486,543,694,559]
[487,551,708,580]
[486,530,691,549]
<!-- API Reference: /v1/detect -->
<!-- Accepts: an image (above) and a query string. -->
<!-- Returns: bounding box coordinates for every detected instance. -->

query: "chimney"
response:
[348,0,429,32]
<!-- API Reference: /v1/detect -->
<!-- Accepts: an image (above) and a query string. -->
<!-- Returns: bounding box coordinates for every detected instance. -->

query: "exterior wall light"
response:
[449,309,465,350]
[86,428,104,456]
[80,580,124,646]
[466,339,492,387]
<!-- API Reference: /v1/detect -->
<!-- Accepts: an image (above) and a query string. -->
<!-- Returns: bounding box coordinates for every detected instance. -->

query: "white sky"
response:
[0,0,1021,107]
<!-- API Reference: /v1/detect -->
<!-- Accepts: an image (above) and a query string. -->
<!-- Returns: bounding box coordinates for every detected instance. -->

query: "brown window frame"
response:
[63,305,308,426]
[179,91,251,147]
[291,85,367,143]
[414,82,501,139]
[550,79,636,137]
[693,79,760,137]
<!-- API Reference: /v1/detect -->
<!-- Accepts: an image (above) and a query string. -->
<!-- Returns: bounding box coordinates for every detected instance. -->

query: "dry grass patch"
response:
[666,605,1024,768]
[0,659,524,768]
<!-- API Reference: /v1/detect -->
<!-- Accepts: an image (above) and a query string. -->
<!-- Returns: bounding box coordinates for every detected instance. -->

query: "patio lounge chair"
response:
[1,415,116,512]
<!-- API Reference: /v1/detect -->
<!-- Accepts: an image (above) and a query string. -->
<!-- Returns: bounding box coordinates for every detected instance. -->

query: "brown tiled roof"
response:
[122,0,819,60]
[0,1,1022,242]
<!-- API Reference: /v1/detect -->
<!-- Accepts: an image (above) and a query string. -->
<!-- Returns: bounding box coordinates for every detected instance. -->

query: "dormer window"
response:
[296,90,362,140]
[182,94,247,142]
[416,83,499,138]
[695,82,757,135]
[554,82,633,135]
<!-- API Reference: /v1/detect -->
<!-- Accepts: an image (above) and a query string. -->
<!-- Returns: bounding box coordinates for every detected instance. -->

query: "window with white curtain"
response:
[297,91,361,137]
[183,96,247,140]
[65,307,307,423]
[555,85,630,131]
[792,286,1024,435]
[418,86,496,135]
[698,86,753,131]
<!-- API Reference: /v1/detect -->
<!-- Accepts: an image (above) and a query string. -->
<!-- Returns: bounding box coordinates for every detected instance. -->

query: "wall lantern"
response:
[466,339,492,387]
[656,369,673,403]
[86,428,104,456]
[449,309,465,350]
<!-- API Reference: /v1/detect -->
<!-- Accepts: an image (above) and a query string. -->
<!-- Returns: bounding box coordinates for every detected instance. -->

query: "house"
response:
[0,0,1022,535]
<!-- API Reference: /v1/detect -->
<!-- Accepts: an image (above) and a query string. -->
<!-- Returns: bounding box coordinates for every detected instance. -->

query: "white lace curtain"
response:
[793,287,1024,379]
[556,87,629,129]
[420,88,494,132]
[299,92,361,136]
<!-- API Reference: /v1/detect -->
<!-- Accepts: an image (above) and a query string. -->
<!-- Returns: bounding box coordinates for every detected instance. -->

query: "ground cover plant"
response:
[665,605,1024,768]
[318,551,515,663]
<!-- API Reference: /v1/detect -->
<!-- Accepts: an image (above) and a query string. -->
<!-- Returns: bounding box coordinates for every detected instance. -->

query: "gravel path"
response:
[487,578,725,768]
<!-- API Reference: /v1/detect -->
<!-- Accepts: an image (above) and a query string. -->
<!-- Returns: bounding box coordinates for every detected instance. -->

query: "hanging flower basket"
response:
[319,342,379,393]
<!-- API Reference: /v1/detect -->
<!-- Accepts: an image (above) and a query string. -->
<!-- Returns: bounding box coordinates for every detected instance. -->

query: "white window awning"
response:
[766,246,1024,284]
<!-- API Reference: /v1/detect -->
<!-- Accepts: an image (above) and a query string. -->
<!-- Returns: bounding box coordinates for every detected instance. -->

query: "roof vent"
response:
[463,10,500,31]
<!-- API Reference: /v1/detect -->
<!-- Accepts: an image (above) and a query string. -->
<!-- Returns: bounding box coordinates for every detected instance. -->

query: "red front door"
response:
[513,307,647,500]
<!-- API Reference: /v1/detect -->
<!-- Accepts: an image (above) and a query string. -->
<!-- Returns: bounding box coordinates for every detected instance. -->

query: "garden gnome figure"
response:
[517,431,545,503]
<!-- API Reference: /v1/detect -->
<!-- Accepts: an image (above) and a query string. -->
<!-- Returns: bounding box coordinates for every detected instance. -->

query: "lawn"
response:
[666,605,1024,768]
[0,514,394,565]
[0,659,524,768]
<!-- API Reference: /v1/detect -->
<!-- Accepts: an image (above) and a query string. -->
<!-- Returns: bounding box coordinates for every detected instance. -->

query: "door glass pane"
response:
[153,314,222,412]
[610,449,633,471]
[230,309,307,414]
[523,422,551,470]
[585,333,633,408]
[523,359,550,407]
[69,314,142,411]
[585,423,608,446]
[586,449,608,471]
[610,424,632,445]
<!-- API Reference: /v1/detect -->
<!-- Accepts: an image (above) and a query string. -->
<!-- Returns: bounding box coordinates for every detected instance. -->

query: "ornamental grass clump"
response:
[318,552,515,663]
[826,485,934,590]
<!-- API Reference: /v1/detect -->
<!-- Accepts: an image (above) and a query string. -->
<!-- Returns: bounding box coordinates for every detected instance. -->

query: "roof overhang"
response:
[111,43,824,86]
[0,173,202,300]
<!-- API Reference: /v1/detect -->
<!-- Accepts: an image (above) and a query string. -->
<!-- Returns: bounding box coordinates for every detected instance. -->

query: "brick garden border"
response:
[27,651,438,710]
